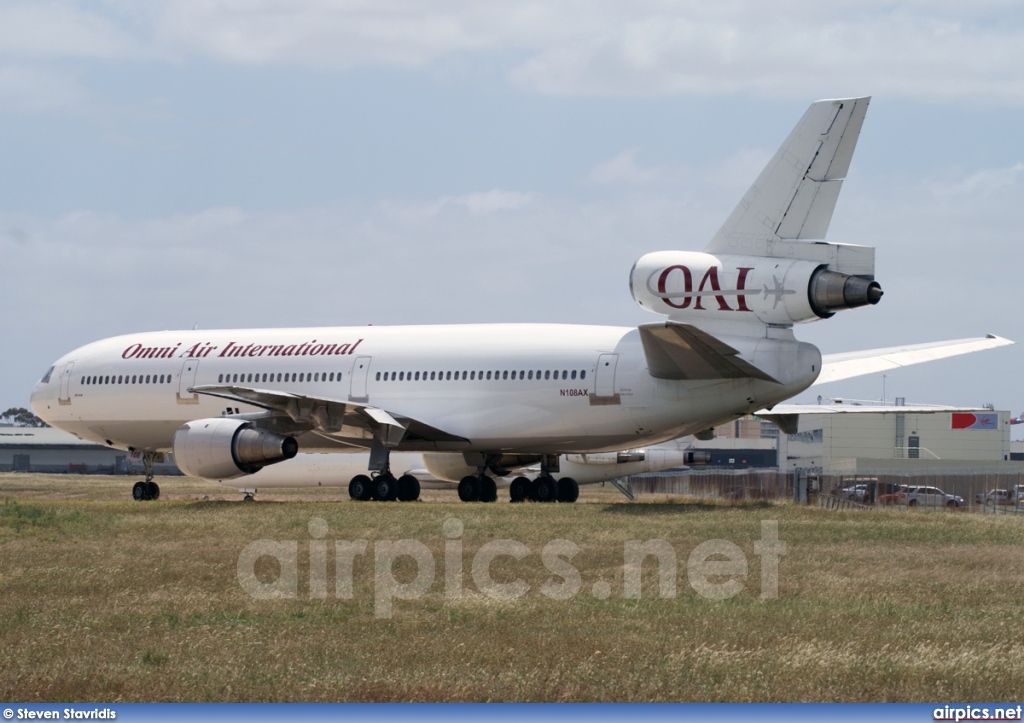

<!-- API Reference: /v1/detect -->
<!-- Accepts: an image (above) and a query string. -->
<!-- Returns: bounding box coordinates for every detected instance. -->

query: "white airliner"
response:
[30,97,1012,503]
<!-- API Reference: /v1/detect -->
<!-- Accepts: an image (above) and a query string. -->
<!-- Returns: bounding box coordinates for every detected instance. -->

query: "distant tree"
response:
[1,407,49,427]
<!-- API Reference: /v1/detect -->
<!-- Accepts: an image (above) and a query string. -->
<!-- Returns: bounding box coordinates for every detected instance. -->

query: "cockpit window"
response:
[40,366,54,384]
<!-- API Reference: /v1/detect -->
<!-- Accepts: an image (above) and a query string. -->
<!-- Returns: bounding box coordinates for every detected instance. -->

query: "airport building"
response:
[634,405,1024,503]
[0,426,179,475]
[777,405,1016,473]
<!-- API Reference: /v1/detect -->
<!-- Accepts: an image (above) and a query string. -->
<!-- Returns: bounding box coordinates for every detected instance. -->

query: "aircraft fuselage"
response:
[30,323,816,456]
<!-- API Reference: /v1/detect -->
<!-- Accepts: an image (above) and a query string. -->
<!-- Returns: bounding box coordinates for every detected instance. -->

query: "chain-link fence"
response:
[629,467,1024,514]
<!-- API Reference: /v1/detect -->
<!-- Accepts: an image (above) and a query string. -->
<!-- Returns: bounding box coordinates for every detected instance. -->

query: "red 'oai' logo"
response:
[649,265,754,311]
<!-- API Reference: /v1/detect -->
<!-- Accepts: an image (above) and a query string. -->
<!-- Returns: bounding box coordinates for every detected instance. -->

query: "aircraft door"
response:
[591,353,620,405]
[350,356,371,402]
[177,359,200,404]
[58,361,75,405]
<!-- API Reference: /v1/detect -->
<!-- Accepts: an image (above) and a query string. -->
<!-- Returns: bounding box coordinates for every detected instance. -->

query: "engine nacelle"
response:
[421,453,478,483]
[172,418,298,481]
[630,250,881,325]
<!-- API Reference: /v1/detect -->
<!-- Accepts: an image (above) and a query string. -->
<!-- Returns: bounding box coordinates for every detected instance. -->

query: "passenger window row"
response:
[374,369,587,382]
[82,374,172,385]
[217,371,344,384]
[78,367,585,387]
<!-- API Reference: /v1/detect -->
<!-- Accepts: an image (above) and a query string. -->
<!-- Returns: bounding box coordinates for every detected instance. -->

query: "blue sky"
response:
[2,2,1022,437]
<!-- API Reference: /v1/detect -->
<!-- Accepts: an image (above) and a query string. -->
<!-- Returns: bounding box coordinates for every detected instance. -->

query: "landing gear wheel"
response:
[397,474,421,502]
[134,450,160,501]
[458,475,481,502]
[349,474,373,501]
[479,476,498,503]
[532,475,558,503]
[557,477,579,503]
[243,493,255,502]
[375,473,398,501]
[509,477,530,503]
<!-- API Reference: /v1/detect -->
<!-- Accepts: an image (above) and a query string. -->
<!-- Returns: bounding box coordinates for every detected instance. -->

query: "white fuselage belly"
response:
[32,323,809,455]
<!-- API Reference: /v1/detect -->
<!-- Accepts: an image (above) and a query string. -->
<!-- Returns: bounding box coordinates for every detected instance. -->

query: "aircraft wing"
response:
[190,385,469,447]
[705,96,870,254]
[638,322,779,382]
[814,334,1014,386]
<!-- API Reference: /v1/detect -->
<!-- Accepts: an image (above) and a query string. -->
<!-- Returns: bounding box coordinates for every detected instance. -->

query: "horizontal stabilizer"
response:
[757,402,1002,436]
[706,96,870,255]
[815,334,1014,386]
[639,322,779,383]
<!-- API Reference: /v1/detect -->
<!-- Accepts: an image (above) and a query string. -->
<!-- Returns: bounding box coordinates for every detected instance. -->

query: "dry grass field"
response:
[2,472,1023,702]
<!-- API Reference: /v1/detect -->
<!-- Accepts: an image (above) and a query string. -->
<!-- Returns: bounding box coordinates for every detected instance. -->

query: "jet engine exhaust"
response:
[234,426,299,470]
[809,268,883,318]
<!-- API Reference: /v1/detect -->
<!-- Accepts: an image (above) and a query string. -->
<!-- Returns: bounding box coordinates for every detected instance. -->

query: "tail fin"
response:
[705,97,870,255]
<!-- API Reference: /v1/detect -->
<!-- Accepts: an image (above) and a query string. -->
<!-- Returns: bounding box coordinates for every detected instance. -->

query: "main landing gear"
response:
[347,472,421,502]
[347,438,421,503]
[458,473,579,503]
[348,471,419,497]
[131,451,160,501]
[457,474,499,502]
[347,441,421,503]
[507,475,579,503]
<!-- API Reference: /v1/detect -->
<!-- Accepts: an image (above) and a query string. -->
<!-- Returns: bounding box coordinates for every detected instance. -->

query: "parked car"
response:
[838,484,869,502]
[879,484,908,506]
[976,486,1024,508]
[899,485,964,508]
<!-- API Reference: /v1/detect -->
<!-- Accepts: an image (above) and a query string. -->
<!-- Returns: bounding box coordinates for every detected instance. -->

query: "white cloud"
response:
[0,64,90,113]
[451,189,534,215]
[586,150,666,186]
[0,2,143,59]
[507,4,1024,101]
[151,1,545,68]
[930,162,1024,197]
[2,2,1024,104]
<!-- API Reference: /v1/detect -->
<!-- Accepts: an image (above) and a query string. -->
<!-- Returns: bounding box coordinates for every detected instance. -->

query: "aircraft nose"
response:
[30,383,45,416]
[30,364,58,421]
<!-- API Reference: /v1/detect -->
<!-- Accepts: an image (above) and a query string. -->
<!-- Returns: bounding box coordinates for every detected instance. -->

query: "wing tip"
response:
[985,333,1015,345]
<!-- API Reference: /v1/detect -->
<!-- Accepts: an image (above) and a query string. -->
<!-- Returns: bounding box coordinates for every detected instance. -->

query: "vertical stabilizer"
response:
[705,97,870,256]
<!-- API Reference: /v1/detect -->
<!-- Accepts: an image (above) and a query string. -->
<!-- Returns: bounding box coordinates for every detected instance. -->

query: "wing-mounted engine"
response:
[630,245,882,326]
[172,417,298,481]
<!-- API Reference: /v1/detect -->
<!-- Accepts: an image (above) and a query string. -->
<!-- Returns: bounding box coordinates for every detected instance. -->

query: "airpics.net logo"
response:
[236,518,786,618]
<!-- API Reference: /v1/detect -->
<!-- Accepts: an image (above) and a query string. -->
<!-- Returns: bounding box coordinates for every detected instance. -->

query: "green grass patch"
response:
[1,473,1023,702]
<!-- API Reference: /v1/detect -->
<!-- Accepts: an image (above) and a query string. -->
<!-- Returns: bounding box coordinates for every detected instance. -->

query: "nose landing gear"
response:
[131,451,161,501]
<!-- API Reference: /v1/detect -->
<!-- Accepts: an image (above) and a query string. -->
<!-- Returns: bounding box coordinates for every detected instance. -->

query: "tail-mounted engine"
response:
[630,244,882,325]
[172,418,298,481]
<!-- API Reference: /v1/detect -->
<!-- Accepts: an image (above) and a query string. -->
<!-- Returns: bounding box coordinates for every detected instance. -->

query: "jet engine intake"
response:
[172,417,298,481]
